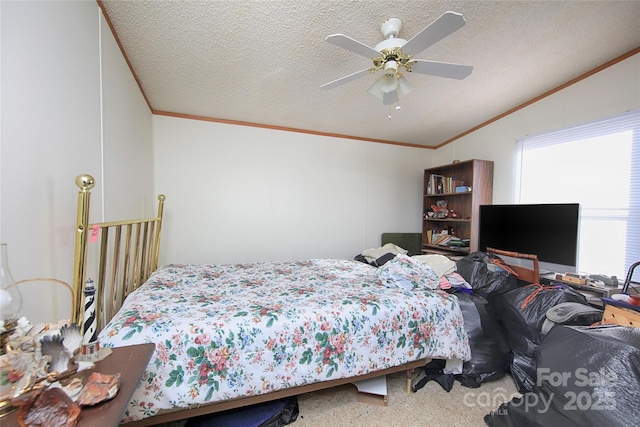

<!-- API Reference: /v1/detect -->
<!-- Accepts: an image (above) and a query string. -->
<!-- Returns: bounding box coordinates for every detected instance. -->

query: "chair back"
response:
[486,247,540,284]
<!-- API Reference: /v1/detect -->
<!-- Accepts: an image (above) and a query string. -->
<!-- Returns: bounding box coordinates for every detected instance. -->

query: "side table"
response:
[4,343,154,427]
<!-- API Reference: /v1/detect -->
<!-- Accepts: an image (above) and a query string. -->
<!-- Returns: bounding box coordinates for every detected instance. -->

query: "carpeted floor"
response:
[156,373,520,427]
[293,373,519,427]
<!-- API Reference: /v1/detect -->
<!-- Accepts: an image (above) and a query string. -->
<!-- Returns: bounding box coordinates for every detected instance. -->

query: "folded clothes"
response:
[413,254,456,277]
[361,243,408,264]
[447,272,472,289]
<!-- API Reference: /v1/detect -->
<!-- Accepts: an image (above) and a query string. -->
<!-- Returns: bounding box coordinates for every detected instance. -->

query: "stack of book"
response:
[426,229,470,248]
[446,237,470,248]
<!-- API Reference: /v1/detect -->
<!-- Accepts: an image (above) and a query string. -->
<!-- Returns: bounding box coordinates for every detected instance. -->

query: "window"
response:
[515,110,640,278]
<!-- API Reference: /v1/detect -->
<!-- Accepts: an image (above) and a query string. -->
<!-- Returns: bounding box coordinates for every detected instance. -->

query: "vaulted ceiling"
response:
[100,0,640,148]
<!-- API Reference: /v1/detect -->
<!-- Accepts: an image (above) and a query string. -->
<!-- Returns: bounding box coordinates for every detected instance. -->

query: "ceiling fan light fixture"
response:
[367,76,386,100]
[322,11,472,107]
[368,72,398,100]
[397,76,414,97]
[383,60,398,77]
[382,90,399,106]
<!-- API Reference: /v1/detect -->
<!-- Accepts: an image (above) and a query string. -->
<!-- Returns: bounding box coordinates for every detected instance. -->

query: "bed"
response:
[70,175,471,425]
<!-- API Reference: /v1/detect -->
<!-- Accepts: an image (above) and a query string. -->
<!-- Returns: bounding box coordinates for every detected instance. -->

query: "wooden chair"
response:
[486,247,540,285]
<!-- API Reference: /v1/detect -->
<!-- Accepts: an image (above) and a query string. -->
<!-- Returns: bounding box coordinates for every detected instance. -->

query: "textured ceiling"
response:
[99,0,640,148]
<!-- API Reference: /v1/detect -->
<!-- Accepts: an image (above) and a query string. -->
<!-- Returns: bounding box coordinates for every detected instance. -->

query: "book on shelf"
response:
[426,228,470,248]
[426,174,464,195]
[426,174,443,195]
[427,229,451,246]
[445,237,469,247]
[434,235,451,246]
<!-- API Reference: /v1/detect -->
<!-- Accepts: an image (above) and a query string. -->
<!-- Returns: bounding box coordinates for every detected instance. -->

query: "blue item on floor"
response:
[185,396,299,427]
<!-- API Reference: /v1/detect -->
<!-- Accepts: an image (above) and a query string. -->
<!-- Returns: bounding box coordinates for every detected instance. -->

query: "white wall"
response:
[153,54,639,266]
[100,11,155,220]
[153,116,431,265]
[435,53,640,203]
[0,0,153,324]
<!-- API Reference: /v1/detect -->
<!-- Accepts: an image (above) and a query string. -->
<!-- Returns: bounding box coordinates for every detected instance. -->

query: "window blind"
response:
[515,110,640,278]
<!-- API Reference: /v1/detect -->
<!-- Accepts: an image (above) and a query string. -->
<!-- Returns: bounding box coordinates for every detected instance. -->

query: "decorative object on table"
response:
[5,336,48,399]
[1,243,23,355]
[13,386,81,427]
[58,377,84,400]
[74,346,112,363]
[81,279,100,357]
[0,321,17,358]
[40,335,74,375]
[59,324,82,357]
[0,318,83,418]
[0,317,33,416]
[76,372,120,406]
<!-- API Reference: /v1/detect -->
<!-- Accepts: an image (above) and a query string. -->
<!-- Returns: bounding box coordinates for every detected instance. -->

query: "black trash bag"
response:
[484,390,578,427]
[493,284,587,357]
[509,352,537,394]
[455,252,519,300]
[412,359,455,392]
[492,283,588,392]
[454,292,510,388]
[485,325,640,427]
[507,303,603,394]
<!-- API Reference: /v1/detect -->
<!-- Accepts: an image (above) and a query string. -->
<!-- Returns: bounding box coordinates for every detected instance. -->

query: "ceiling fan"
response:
[320,11,473,106]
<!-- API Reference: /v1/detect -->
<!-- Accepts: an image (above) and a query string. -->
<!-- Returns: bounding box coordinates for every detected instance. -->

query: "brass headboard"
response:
[71,174,165,332]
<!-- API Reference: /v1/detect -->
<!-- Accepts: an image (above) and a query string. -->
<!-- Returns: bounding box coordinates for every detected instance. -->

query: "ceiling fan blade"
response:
[320,68,373,90]
[408,59,473,80]
[383,90,399,105]
[325,34,382,59]
[402,11,466,56]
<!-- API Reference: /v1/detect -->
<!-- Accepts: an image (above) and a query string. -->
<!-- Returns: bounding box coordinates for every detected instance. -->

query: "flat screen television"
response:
[478,203,580,274]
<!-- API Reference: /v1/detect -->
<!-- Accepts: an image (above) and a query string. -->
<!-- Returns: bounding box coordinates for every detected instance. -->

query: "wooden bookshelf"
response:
[423,159,493,255]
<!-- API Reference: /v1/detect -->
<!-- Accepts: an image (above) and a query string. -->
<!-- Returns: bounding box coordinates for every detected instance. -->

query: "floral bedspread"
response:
[99,259,470,421]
